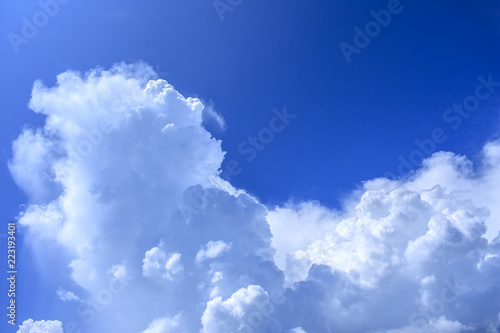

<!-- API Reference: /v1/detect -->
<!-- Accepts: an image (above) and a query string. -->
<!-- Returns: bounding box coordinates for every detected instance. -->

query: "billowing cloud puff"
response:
[17,319,63,333]
[266,145,500,332]
[142,315,180,333]
[10,63,280,332]
[142,246,184,281]
[196,240,232,263]
[201,285,271,332]
[9,63,500,332]
[56,288,80,302]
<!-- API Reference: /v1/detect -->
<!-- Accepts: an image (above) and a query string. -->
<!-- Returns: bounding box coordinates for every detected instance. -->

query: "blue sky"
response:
[1,1,500,332]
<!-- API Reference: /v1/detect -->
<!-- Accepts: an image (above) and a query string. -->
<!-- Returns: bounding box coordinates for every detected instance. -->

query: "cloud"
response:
[142,246,184,281]
[196,240,231,263]
[201,285,273,333]
[289,328,308,333]
[201,99,226,131]
[267,201,339,276]
[17,319,63,333]
[56,287,80,302]
[9,63,500,332]
[266,143,500,332]
[9,63,280,332]
[377,316,468,333]
[142,315,181,333]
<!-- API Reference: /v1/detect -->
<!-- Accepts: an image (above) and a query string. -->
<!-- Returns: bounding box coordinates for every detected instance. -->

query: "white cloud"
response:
[143,247,167,279]
[289,328,307,333]
[266,142,500,332]
[9,63,500,332]
[201,285,272,333]
[10,63,280,332]
[17,319,64,333]
[142,315,181,333]
[143,245,184,281]
[378,316,468,333]
[196,240,231,263]
[56,287,80,302]
[165,253,184,280]
[202,99,226,131]
[108,263,129,281]
[267,201,337,273]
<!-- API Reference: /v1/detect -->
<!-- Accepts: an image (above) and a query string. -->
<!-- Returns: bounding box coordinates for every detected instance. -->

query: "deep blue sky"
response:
[0,0,499,328]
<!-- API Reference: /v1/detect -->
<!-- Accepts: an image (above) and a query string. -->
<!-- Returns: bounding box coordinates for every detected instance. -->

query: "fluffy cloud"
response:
[56,287,80,302]
[142,246,184,281]
[201,285,275,333]
[9,63,500,332]
[196,240,232,263]
[10,63,280,332]
[17,319,63,333]
[266,144,500,332]
[142,315,180,333]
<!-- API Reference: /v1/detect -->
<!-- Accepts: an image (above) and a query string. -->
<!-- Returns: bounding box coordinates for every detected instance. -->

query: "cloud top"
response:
[9,63,500,332]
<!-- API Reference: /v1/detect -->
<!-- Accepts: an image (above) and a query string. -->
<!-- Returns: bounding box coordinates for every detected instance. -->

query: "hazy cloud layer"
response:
[10,63,500,332]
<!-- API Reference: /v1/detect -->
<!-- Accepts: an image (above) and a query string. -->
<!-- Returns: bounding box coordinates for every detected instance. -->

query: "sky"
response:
[0,0,500,332]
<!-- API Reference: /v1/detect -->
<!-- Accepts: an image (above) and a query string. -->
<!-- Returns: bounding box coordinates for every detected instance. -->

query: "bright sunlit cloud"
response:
[10,63,500,333]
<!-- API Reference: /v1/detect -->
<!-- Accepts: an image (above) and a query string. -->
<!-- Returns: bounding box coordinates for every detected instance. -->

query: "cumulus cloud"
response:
[142,315,181,333]
[142,246,184,281]
[267,202,339,274]
[56,287,80,302]
[201,285,274,333]
[9,63,500,332]
[196,240,231,263]
[266,143,500,332]
[9,63,279,332]
[17,319,63,333]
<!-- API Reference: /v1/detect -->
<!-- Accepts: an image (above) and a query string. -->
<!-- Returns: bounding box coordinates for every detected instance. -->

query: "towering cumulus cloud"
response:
[10,63,500,332]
